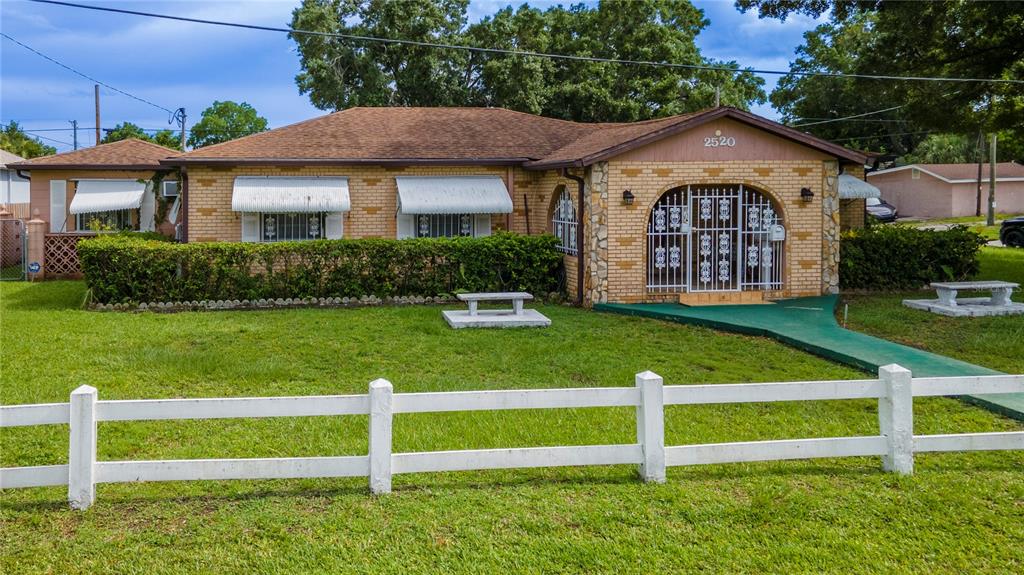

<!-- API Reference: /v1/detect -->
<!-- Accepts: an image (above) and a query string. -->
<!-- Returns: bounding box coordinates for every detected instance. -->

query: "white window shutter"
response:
[474,214,492,237]
[325,212,344,239]
[241,213,260,242]
[397,214,416,239]
[139,181,156,232]
[50,180,67,232]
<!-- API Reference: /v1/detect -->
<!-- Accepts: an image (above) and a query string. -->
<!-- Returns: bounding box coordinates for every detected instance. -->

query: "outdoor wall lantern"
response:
[622,189,635,205]
[800,187,815,202]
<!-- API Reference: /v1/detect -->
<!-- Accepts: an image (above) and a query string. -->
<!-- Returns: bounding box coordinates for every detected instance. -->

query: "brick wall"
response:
[597,159,830,303]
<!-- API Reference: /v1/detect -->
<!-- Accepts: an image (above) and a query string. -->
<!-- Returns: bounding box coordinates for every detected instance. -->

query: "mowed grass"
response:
[843,247,1024,373]
[1,281,1023,574]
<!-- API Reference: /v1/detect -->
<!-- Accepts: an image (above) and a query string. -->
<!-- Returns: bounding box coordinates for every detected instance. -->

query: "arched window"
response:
[550,185,578,255]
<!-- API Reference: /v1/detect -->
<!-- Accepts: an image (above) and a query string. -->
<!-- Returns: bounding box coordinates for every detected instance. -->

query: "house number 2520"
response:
[704,135,736,147]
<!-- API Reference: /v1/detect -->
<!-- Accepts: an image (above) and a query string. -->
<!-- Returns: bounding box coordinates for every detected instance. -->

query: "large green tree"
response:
[101,121,181,151]
[739,0,1024,150]
[290,0,766,122]
[0,122,57,159]
[187,101,270,149]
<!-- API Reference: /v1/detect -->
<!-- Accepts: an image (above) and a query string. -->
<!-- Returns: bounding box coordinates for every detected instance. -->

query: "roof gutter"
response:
[562,167,586,305]
[160,157,533,168]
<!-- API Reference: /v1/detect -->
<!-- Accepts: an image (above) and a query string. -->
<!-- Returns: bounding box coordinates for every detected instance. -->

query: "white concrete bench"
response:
[903,280,1023,317]
[930,281,1018,308]
[443,292,551,328]
[458,291,533,316]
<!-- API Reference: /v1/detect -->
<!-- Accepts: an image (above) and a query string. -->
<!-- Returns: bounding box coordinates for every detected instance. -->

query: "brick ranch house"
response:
[12,106,877,306]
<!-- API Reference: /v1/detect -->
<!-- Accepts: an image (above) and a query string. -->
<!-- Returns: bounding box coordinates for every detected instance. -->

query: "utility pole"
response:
[987,133,997,226]
[94,84,101,145]
[974,130,983,217]
[714,86,721,108]
[69,120,78,150]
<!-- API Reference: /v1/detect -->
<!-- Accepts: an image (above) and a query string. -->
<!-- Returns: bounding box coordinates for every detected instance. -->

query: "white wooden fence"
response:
[1,364,1022,510]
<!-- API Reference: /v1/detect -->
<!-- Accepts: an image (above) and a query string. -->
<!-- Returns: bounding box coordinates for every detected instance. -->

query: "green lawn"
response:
[906,212,1023,241]
[843,247,1024,373]
[2,280,1023,574]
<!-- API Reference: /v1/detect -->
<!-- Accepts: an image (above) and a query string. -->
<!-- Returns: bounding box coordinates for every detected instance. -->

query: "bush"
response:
[78,233,565,304]
[839,224,986,290]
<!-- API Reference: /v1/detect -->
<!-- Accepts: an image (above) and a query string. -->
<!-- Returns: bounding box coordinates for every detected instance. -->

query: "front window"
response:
[76,210,134,232]
[551,186,578,255]
[260,212,327,242]
[416,214,475,238]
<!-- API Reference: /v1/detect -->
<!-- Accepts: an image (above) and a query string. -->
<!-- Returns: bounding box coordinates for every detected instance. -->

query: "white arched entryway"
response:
[647,184,784,293]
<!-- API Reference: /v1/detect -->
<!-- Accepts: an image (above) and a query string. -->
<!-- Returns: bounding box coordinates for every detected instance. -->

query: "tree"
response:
[290,0,766,122]
[739,1,1024,142]
[186,101,270,149]
[101,122,182,151]
[0,121,57,158]
[901,134,976,164]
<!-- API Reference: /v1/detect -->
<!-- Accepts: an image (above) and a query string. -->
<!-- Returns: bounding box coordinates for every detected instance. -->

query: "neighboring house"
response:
[1,150,32,219]
[6,139,182,235]
[867,162,1024,219]
[14,107,870,306]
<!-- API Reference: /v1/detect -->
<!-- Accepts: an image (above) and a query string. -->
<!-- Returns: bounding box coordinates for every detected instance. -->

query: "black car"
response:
[866,197,898,222]
[999,216,1024,247]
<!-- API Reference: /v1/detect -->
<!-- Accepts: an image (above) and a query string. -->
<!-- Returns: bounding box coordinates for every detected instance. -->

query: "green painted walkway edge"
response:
[595,295,1024,422]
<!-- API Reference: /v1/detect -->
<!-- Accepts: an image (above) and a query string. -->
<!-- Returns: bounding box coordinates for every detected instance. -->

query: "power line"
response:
[790,105,905,127]
[31,0,1024,85]
[830,130,933,143]
[0,31,174,114]
[19,131,74,146]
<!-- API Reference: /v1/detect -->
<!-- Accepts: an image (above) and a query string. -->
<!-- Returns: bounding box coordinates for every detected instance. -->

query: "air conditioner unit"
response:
[161,181,179,198]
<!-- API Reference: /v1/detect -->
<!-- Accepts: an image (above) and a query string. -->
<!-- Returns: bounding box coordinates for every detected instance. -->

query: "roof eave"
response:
[5,163,169,171]
[161,157,532,167]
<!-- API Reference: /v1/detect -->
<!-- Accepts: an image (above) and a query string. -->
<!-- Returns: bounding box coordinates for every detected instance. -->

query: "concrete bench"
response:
[930,281,1018,308]
[443,292,551,328]
[457,291,533,316]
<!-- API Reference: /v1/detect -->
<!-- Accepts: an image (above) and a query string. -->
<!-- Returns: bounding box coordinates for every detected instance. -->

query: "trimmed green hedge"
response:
[78,233,565,304]
[839,224,986,290]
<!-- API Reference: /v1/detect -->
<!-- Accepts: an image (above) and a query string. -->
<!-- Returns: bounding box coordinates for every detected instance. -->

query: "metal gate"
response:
[0,219,27,281]
[647,184,783,293]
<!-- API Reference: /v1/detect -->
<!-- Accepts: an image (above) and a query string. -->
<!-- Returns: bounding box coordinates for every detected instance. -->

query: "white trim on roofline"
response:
[868,164,1024,184]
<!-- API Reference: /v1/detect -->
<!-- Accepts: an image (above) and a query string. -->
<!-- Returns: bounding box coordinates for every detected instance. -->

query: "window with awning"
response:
[232,177,350,242]
[69,180,146,215]
[395,176,512,239]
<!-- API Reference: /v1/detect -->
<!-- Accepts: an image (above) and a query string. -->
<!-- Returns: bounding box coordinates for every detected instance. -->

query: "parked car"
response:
[866,197,898,222]
[999,215,1024,247]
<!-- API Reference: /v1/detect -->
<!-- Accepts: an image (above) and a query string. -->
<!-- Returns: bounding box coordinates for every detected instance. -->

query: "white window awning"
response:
[396,176,513,214]
[232,177,350,213]
[838,173,881,199]
[69,179,147,215]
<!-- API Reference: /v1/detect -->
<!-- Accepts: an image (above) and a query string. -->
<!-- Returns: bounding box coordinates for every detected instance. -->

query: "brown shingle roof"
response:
[7,138,177,170]
[165,106,866,167]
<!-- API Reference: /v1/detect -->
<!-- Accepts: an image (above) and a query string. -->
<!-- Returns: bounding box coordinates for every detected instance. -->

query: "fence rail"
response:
[1,365,1022,510]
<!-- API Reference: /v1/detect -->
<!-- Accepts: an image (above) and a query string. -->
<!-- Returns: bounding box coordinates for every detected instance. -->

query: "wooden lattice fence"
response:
[44,233,92,278]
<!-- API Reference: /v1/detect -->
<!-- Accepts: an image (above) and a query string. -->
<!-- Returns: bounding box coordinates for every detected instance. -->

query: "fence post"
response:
[878,364,913,475]
[635,371,666,483]
[26,213,46,281]
[68,385,98,509]
[368,378,393,494]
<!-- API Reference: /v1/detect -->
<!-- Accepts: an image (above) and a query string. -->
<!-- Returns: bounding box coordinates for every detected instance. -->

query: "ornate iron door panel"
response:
[646,186,690,291]
[689,185,740,292]
[739,185,784,290]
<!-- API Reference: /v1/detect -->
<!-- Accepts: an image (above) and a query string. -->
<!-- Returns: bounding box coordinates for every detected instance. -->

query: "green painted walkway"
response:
[595,295,1024,421]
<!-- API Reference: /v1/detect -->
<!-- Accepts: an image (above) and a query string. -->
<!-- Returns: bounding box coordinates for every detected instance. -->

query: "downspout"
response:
[562,167,585,305]
[180,168,189,243]
[15,170,31,181]
[506,166,514,231]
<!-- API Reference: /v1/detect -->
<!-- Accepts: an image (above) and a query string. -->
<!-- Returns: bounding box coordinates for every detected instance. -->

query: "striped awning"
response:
[69,179,146,214]
[232,177,350,213]
[838,173,881,199]
[396,176,513,214]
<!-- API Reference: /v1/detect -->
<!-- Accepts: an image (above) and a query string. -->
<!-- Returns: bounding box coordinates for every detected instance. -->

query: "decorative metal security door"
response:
[647,184,784,293]
[689,185,741,292]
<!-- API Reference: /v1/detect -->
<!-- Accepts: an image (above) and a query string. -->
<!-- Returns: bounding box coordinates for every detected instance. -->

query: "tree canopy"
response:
[187,101,269,149]
[740,0,1024,157]
[101,122,181,151]
[290,0,766,122]
[0,122,57,159]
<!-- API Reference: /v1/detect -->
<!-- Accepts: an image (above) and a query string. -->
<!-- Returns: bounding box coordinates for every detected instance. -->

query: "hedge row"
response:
[78,233,565,304]
[839,224,986,290]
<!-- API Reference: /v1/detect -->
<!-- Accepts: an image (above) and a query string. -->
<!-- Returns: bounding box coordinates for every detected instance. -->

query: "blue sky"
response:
[1,0,826,153]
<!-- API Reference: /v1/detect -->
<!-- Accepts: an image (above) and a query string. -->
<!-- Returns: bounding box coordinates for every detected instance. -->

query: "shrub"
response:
[839,224,986,290]
[78,233,565,304]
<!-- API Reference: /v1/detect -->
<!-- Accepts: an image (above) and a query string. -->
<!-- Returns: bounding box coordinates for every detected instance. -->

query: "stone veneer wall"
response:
[821,160,840,294]
[592,159,834,304]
